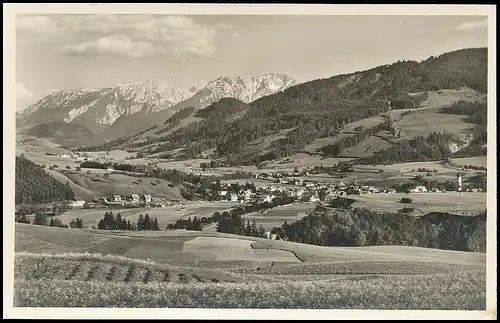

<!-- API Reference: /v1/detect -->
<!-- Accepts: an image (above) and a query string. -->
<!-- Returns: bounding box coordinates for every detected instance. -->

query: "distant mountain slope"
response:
[16,80,193,134]
[15,155,75,205]
[116,48,485,165]
[19,121,107,148]
[101,73,298,140]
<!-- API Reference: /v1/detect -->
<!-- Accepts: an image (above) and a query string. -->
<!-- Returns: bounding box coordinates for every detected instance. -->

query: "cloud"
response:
[16,83,33,101]
[217,22,232,30]
[16,15,60,37]
[456,19,488,32]
[58,35,166,58]
[17,14,233,58]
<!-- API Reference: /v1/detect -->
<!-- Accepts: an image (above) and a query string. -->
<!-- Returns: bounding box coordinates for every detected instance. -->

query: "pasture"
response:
[60,169,183,200]
[450,156,488,169]
[340,133,392,158]
[260,153,355,172]
[242,203,316,230]
[394,109,475,140]
[350,192,486,214]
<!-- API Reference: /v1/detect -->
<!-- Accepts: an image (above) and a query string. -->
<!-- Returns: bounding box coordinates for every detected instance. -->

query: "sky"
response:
[15,14,488,110]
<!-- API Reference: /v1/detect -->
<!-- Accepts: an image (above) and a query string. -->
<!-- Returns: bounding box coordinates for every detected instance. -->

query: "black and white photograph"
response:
[3,3,497,320]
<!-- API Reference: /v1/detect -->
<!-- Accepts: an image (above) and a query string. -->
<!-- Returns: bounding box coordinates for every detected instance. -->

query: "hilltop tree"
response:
[69,217,84,229]
[33,211,49,226]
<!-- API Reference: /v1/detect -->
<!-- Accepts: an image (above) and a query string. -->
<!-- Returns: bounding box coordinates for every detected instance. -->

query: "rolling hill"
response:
[18,121,107,147]
[13,223,486,309]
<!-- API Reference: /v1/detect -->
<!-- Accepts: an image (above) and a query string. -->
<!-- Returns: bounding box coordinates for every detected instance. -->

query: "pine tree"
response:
[251,219,258,236]
[137,214,145,231]
[153,217,160,231]
[144,214,151,231]
[75,217,83,229]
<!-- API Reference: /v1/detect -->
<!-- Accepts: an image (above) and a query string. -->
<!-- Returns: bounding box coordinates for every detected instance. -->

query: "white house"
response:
[219,190,228,197]
[130,194,140,203]
[386,188,397,194]
[69,200,86,208]
[410,185,428,193]
[295,189,305,198]
[107,167,114,173]
[112,195,122,202]
[263,195,273,203]
[230,194,238,202]
[244,190,253,201]
[143,194,152,203]
[309,195,320,202]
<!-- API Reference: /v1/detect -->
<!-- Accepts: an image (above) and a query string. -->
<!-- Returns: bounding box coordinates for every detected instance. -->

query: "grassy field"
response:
[61,169,183,200]
[350,192,486,215]
[242,203,316,230]
[182,237,301,262]
[259,153,355,172]
[394,109,475,140]
[13,223,487,309]
[340,133,393,158]
[450,156,488,169]
[14,271,486,309]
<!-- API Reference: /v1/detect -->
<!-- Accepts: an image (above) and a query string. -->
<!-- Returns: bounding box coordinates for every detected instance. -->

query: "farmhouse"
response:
[309,195,320,202]
[143,194,152,203]
[107,167,114,173]
[69,199,86,208]
[219,190,228,197]
[410,186,428,193]
[129,194,140,204]
[112,195,122,202]
[230,194,238,202]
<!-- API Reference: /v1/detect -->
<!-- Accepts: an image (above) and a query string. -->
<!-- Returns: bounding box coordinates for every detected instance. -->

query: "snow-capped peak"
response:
[197,73,299,108]
[16,80,192,130]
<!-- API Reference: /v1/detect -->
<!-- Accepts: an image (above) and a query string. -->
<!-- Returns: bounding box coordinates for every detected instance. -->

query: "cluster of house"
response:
[102,194,154,206]
[46,152,99,162]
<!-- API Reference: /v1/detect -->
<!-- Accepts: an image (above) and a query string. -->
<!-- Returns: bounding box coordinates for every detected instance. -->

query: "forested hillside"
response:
[78,48,488,166]
[271,207,486,252]
[15,155,75,205]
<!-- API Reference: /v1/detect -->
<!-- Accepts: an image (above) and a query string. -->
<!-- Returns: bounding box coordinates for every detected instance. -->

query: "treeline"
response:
[16,207,84,229]
[167,196,296,236]
[155,106,196,135]
[97,211,160,231]
[358,132,456,165]
[318,121,390,156]
[271,207,486,252]
[15,155,75,205]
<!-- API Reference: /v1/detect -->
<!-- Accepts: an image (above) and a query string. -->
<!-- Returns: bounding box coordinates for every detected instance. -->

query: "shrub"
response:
[400,197,413,204]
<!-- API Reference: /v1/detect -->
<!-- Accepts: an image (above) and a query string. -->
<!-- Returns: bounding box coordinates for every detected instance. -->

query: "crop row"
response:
[14,271,486,309]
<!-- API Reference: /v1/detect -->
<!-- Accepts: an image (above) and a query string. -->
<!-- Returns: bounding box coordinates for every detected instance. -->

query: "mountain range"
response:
[16,73,299,142]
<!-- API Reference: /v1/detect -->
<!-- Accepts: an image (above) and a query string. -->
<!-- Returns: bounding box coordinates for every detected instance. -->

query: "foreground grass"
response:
[14,271,485,309]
